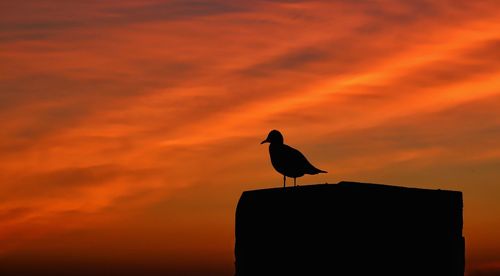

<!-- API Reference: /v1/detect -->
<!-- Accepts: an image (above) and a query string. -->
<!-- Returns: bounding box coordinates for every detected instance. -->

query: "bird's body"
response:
[261,130,327,187]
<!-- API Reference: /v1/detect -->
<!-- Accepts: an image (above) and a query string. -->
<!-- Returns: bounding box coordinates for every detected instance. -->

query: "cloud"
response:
[382,39,500,91]
[0,0,248,44]
[0,207,34,223]
[1,165,122,197]
[107,0,248,22]
[0,0,500,274]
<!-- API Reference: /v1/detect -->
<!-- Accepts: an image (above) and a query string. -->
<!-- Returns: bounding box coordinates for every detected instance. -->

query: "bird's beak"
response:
[260,139,269,144]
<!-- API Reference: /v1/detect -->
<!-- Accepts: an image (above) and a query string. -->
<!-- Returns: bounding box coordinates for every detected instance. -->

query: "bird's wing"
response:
[282,144,308,163]
[283,145,315,173]
[282,144,325,174]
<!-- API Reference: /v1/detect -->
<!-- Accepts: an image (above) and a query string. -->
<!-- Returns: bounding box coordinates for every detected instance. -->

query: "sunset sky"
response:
[1,0,500,275]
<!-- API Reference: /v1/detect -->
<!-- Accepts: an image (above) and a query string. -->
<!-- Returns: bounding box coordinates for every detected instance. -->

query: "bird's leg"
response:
[294,177,296,187]
[283,175,286,188]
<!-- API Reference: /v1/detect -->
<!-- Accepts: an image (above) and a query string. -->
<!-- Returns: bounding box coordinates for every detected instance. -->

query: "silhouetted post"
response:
[235,181,464,276]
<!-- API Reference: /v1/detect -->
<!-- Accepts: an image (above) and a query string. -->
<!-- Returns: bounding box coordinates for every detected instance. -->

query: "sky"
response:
[1,0,500,275]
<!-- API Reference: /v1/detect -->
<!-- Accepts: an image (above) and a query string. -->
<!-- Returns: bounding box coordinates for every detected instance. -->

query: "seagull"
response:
[261,129,327,188]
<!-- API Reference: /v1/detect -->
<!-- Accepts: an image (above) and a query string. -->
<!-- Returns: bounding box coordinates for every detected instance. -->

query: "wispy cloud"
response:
[1,0,499,274]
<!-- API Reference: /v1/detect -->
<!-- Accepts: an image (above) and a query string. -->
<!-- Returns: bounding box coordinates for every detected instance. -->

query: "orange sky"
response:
[1,0,500,275]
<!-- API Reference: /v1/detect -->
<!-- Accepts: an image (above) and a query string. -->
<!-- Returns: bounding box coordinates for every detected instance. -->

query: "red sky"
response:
[1,0,500,275]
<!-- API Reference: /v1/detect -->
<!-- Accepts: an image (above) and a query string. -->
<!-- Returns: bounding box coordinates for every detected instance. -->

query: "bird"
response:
[261,129,327,188]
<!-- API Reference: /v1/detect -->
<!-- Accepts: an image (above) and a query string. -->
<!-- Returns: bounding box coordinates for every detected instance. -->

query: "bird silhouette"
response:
[261,130,327,187]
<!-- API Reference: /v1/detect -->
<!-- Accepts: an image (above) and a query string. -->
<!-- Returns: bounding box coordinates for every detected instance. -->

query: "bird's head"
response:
[260,129,284,145]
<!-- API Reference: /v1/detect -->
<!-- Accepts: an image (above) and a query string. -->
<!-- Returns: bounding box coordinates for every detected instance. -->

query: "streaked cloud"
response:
[1,0,499,274]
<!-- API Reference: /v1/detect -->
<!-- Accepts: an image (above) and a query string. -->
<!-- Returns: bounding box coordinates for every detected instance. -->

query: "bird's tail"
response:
[310,168,327,174]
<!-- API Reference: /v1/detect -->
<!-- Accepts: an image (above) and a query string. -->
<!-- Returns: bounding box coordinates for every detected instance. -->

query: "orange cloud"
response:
[1,0,500,275]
